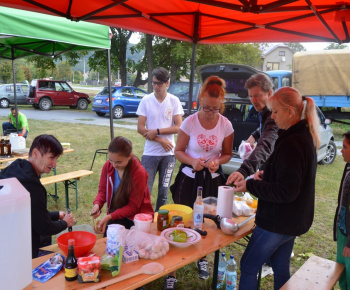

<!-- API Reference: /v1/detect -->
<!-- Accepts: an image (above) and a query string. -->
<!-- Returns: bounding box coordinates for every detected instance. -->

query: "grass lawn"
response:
[3,114,347,290]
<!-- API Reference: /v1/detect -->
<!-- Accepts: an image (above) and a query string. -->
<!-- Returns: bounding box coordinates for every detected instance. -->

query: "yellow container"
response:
[159,204,193,226]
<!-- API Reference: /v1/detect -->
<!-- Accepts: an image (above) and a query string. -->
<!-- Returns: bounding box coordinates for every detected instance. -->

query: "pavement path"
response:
[0,108,138,130]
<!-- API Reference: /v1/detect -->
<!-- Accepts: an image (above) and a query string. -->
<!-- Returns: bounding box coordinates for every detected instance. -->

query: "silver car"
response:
[196,64,336,176]
[0,83,29,108]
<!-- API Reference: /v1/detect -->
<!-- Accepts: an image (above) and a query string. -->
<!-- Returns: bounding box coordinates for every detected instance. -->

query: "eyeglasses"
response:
[152,81,165,86]
[202,106,220,113]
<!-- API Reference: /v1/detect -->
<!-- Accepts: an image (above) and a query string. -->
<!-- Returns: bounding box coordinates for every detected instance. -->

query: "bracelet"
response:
[157,128,160,135]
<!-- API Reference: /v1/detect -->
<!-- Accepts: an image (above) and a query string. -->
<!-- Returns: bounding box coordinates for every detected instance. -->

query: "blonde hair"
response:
[199,76,226,114]
[268,87,320,149]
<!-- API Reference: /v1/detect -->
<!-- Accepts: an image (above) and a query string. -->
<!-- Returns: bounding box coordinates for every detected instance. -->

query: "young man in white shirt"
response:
[137,67,184,212]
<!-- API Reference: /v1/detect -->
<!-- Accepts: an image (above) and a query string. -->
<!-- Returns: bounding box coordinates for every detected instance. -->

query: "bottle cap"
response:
[158,209,169,215]
[68,239,75,246]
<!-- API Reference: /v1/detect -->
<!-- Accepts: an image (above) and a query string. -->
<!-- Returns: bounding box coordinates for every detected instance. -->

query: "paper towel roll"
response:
[217,186,234,219]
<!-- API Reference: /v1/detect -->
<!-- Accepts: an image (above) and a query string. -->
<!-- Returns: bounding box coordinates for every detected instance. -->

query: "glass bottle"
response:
[65,239,78,281]
[193,186,204,230]
[0,138,4,156]
[5,140,11,156]
[157,209,169,231]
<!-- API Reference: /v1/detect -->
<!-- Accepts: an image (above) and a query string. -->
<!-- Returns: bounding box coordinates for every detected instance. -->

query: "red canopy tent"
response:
[0,0,348,44]
[1,0,349,111]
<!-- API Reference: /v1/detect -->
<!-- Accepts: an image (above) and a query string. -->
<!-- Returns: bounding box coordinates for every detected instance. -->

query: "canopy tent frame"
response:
[1,0,349,113]
[0,7,114,139]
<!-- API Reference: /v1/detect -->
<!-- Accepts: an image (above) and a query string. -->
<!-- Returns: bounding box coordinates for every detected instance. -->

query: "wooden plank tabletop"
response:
[25,216,255,290]
[40,170,93,185]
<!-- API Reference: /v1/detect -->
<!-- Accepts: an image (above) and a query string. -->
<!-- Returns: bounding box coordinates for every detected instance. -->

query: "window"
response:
[279,51,285,56]
[134,88,146,99]
[266,62,279,70]
[5,85,13,93]
[281,76,291,87]
[121,88,133,98]
[21,85,28,93]
[60,82,71,92]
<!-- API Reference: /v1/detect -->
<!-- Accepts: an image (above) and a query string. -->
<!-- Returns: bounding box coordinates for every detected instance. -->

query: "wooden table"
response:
[26,216,255,290]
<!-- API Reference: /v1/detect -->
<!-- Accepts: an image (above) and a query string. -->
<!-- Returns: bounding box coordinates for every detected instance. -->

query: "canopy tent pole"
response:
[107,49,113,140]
[11,47,19,135]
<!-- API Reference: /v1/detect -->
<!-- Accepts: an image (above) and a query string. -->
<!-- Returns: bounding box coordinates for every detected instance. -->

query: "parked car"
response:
[167,81,201,114]
[26,79,91,111]
[0,83,29,108]
[92,86,147,119]
[196,64,337,176]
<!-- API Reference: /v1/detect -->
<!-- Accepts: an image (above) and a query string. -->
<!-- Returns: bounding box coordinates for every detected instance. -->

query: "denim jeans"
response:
[2,122,28,138]
[239,226,296,290]
[141,155,176,211]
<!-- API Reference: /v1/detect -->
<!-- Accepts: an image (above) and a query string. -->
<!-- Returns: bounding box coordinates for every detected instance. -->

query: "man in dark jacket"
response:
[227,73,279,185]
[0,134,75,258]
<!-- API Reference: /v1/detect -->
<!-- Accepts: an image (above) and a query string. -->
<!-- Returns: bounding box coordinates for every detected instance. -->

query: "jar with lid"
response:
[171,216,184,228]
[157,209,169,231]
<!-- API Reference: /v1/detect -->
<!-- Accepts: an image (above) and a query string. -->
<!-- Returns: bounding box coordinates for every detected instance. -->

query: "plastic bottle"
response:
[217,252,227,289]
[193,186,204,230]
[226,255,237,290]
[65,239,78,281]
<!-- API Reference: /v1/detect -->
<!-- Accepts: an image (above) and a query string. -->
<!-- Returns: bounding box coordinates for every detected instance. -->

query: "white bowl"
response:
[160,228,201,248]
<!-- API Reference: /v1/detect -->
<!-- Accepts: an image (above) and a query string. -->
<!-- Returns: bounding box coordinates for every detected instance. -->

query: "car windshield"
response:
[168,83,199,96]
[98,87,117,95]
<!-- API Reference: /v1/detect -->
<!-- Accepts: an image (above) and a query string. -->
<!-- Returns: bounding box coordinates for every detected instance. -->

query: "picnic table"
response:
[26,215,255,289]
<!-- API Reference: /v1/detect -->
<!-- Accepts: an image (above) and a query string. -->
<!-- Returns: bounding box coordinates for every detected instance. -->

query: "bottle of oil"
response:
[0,137,5,156]
[65,239,78,281]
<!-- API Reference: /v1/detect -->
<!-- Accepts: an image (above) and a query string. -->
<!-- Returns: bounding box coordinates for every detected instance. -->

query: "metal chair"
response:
[90,149,108,170]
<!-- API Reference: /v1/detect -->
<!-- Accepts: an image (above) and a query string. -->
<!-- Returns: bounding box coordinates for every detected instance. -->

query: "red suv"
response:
[27,80,91,111]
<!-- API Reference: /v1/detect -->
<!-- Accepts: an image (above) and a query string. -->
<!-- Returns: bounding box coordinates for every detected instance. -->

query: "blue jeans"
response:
[2,122,28,138]
[141,155,176,211]
[239,226,295,290]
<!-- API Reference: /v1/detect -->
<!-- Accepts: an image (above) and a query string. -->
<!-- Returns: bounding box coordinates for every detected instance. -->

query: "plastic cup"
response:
[134,214,152,233]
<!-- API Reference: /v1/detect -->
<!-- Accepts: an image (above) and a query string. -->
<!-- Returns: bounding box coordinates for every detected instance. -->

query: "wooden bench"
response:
[281,255,345,290]
[41,170,93,210]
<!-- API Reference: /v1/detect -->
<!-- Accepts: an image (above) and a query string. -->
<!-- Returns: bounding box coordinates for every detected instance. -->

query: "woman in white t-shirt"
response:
[170,76,234,207]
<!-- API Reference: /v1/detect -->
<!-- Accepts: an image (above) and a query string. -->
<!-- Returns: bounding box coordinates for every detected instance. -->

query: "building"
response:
[261,44,294,71]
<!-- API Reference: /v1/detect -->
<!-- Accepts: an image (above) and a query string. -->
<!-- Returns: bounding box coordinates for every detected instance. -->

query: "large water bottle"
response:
[226,255,237,290]
[193,186,204,230]
[217,252,227,289]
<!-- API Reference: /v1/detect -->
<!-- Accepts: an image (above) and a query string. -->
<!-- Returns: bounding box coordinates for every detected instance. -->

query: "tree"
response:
[88,28,133,86]
[283,42,306,53]
[0,60,12,83]
[325,43,349,50]
[53,61,72,81]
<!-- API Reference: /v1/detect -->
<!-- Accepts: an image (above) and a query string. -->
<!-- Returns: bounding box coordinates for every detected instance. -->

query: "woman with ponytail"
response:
[234,87,319,290]
[91,136,154,234]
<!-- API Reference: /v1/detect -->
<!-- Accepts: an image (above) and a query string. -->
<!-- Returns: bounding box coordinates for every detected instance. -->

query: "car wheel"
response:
[319,140,337,165]
[39,98,52,111]
[0,98,9,108]
[77,99,89,110]
[112,106,124,119]
[95,112,106,117]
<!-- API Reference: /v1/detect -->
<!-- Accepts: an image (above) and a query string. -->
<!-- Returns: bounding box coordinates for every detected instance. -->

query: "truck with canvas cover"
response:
[266,50,350,120]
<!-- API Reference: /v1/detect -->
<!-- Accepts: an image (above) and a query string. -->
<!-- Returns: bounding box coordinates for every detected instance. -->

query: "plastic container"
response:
[9,133,26,150]
[134,213,153,233]
[217,252,227,289]
[0,178,32,289]
[57,231,97,257]
[226,255,237,290]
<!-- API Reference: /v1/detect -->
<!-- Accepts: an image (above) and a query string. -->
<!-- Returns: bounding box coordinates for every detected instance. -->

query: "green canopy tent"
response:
[0,7,115,138]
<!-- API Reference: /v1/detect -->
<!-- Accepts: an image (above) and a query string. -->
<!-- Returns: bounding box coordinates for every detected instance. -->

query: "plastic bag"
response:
[125,228,169,260]
[238,141,254,160]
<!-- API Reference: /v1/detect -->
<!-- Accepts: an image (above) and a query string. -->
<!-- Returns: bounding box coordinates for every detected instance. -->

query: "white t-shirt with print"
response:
[180,112,234,176]
[137,92,184,156]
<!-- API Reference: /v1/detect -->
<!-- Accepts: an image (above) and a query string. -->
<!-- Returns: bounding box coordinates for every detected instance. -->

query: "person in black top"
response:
[0,134,75,258]
[227,73,278,185]
[235,87,320,290]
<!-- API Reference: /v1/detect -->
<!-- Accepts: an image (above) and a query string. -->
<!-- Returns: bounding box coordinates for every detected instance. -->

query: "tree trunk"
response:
[146,34,154,93]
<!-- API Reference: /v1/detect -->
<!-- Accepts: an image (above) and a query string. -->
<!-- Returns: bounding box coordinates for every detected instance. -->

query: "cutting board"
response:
[12,148,29,156]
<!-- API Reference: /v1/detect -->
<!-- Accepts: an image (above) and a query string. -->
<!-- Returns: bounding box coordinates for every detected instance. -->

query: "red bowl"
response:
[57,231,97,257]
